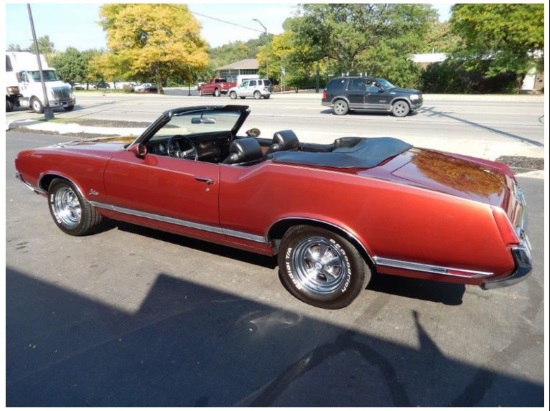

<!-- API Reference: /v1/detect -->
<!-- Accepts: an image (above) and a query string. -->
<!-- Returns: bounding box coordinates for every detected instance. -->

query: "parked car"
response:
[14,105,532,309]
[322,76,423,117]
[95,81,110,89]
[134,83,158,93]
[199,78,236,96]
[72,83,86,90]
[228,78,272,100]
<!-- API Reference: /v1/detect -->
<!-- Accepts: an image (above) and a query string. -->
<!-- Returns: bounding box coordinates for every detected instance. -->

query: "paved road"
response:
[5,129,546,406]
[6,91,545,161]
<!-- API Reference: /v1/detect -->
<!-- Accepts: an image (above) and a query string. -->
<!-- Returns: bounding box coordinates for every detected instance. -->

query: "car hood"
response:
[361,147,513,207]
[388,87,422,95]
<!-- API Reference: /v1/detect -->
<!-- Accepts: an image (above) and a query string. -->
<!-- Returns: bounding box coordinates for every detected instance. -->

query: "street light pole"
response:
[252,19,269,80]
[27,3,54,120]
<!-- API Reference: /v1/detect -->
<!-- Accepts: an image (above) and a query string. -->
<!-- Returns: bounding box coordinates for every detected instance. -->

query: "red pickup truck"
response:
[198,78,236,97]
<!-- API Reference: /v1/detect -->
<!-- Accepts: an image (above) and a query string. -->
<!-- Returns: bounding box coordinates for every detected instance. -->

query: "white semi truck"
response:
[6,51,75,113]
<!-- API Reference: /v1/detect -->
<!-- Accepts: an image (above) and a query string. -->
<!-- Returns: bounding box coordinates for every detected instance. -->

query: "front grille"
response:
[53,87,71,100]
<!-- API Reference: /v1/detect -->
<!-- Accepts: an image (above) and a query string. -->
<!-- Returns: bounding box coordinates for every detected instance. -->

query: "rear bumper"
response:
[481,241,532,289]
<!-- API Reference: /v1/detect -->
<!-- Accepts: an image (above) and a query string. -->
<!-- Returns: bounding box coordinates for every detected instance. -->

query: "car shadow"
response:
[115,221,278,270]
[115,221,463,304]
[367,273,465,306]
[6,267,542,406]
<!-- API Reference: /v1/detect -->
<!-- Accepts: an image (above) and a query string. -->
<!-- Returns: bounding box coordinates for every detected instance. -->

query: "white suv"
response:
[228,79,272,100]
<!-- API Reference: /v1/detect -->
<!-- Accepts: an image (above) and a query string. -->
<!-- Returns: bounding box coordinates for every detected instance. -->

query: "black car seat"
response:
[222,138,264,166]
[265,130,300,155]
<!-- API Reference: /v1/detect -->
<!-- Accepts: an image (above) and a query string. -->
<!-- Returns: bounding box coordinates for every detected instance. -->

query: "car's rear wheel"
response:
[253,91,261,100]
[229,91,237,99]
[332,99,349,115]
[279,225,370,309]
[48,179,103,236]
[214,88,221,97]
[392,100,410,117]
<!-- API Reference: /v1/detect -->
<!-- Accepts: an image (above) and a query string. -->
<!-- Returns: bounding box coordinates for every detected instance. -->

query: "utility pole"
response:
[27,3,54,120]
[253,19,269,80]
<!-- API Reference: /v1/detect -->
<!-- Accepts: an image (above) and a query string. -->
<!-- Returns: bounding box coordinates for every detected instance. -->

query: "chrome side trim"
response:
[374,256,493,278]
[90,201,266,244]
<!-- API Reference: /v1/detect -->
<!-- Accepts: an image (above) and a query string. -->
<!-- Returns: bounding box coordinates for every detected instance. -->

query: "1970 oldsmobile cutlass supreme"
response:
[15,105,532,309]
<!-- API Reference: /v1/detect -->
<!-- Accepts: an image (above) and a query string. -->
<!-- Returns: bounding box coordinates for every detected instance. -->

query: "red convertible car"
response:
[15,105,532,309]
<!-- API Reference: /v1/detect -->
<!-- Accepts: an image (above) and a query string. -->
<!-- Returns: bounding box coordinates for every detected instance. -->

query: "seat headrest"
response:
[272,130,300,151]
[223,138,263,164]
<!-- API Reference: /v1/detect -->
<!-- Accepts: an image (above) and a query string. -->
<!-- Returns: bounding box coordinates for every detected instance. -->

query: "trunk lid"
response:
[361,147,515,210]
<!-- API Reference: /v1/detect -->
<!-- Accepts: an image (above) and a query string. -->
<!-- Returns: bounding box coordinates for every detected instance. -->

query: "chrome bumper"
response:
[482,240,532,289]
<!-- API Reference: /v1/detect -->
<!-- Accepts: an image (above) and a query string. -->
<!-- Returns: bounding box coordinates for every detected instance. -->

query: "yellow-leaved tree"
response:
[96,3,208,93]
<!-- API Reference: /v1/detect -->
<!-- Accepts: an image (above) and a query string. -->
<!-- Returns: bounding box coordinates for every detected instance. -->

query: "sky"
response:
[3,2,452,52]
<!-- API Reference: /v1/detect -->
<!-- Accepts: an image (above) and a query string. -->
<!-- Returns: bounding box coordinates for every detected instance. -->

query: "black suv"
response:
[322,76,423,117]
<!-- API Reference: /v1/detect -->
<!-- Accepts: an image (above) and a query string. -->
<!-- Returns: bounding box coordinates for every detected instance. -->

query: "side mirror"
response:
[130,143,148,158]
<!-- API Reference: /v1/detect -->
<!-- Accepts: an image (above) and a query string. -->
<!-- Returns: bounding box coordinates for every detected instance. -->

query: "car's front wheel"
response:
[253,91,261,99]
[214,88,221,97]
[31,97,44,114]
[48,179,103,236]
[278,225,370,309]
[392,100,410,117]
[64,105,74,111]
[332,99,349,115]
[229,91,237,99]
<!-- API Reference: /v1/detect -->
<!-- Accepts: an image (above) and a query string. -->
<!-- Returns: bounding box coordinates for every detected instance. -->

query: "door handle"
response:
[194,176,214,185]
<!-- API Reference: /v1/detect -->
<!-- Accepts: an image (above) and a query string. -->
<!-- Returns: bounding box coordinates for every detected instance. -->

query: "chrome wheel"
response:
[279,226,370,309]
[52,185,81,229]
[291,236,348,297]
[48,179,104,236]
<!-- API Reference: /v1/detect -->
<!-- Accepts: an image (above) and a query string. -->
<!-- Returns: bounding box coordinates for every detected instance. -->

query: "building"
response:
[216,59,259,82]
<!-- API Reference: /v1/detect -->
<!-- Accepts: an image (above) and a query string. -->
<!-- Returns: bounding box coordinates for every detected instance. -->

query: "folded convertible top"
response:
[270,137,413,169]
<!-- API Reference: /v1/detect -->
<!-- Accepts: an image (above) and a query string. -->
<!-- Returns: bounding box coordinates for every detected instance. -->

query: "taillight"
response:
[322,90,327,99]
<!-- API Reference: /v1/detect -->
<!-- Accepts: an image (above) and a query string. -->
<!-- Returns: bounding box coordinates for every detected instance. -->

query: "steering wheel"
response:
[167,135,198,160]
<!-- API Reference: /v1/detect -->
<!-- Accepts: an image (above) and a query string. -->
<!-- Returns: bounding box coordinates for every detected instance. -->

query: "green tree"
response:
[257,18,324,90]
[51,47,103,87]
[97,3,208,93]
[450,3,544,89]
[420,22,461,54]
[292,3,438,86]
[28,35,55,63]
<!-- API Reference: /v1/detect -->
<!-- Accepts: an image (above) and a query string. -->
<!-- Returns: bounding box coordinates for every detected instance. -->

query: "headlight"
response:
[410,94,420,101]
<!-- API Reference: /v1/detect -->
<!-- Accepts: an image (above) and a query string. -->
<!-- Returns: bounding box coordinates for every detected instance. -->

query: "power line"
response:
[190,10,264,34]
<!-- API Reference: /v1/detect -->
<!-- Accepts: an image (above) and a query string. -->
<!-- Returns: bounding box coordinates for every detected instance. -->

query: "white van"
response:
[6,51,75,113]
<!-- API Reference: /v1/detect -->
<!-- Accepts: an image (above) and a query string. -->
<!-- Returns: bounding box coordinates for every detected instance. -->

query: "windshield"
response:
[148,108,244,143]
[28,70,61,82]
[376,78,396,89]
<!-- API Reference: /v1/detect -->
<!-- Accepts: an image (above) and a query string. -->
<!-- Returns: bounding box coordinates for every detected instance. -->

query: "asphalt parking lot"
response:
[4,94,547,406]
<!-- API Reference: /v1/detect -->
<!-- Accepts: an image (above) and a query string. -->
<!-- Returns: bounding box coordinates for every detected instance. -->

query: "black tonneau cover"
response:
[270,137,413,169]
